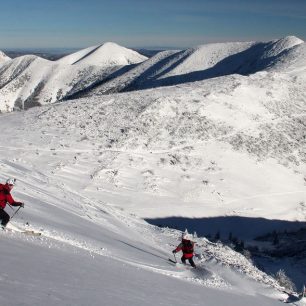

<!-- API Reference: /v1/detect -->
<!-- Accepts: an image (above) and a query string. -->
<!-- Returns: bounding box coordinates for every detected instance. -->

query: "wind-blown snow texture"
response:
[0,36,305,305]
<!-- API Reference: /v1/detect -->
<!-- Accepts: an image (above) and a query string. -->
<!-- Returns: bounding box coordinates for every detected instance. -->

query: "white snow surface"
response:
[0,132,285,306]
[0,73,305,305]
[162,36,303,78]
[0,36,305,112]
[57,42,148,66]
[57,45,101,65]
[85,36,305,95]
[0,55,122,111]
[160,41,255,78]
[0,36,305,305]
[0,42,147,112]
[0,50,11,64]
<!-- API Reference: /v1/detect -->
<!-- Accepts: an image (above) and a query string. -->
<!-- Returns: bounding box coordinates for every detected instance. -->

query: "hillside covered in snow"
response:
[0,36,305,111]
[0,50,11,64]
[0,42,147,112]
[58,42,148,66]
[0,36,305,305]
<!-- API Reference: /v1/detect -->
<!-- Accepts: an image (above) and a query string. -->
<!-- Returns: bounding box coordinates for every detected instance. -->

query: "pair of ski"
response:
[168,258,198,270]
[4,224,42,236]
[5,228,42,236]
[18,229,42,236]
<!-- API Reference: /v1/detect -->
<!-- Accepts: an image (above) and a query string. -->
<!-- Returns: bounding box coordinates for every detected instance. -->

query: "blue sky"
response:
[0,0,305,49]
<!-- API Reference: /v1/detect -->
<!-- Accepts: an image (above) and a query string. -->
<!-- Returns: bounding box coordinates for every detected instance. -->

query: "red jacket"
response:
[0,184,19,209]
[174,239,195,259]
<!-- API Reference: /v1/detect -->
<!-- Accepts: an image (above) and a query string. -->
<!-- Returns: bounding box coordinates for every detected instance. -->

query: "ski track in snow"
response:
[2,219,232,291]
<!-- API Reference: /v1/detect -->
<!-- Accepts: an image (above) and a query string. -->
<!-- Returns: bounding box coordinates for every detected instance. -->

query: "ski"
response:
[20,230,42,236]
[3,227,42,236]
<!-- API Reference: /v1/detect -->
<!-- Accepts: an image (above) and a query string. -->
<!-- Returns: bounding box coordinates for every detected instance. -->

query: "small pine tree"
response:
[275,269,296,292]
[242,249,252,262]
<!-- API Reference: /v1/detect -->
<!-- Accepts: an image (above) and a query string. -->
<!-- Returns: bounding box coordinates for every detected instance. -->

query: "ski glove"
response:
[16,202,24,208]
[172,250,176,254]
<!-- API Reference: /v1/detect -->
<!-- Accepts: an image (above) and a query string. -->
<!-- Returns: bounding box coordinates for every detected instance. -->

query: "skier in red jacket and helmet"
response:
[173,233,196,268]
[0,178,24,229]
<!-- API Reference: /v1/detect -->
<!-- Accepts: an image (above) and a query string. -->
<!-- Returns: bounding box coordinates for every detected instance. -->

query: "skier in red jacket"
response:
[173,233,196,268]
[0,178,24,229]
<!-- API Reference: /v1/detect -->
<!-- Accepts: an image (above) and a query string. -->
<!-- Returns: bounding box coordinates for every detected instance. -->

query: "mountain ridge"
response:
[0,36,305,112]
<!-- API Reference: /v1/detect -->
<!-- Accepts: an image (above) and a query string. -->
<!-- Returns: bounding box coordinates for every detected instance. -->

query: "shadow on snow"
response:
[145,216,306,240]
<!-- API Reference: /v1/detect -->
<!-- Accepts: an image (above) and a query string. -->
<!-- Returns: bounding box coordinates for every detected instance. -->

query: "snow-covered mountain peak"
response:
[161,41,255,77]
[0,50,11,64]
[75,41,148,66]
[160,36,304,79]
[261,36,306,73]
[100,41,122,48]
[1,37,305,112]
[57,44,99,65]
[274,35,304,48]
[58,41,148,66]
[264,35,304,58]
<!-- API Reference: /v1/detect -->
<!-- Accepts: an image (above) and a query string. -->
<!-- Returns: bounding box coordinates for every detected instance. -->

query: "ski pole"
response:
[7,203,14,211]
[10,206,22,221]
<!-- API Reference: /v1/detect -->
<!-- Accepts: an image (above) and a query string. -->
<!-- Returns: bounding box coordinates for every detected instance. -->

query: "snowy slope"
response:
[268,41,306,73]
[57,44,100,65]
[0,50,11,64]
[85,49,182,94]
[0,111,286,305]
[160,41,255,77]
[0,55,123,112]
[0,36,305,111]
[58,42,148,66]
[1,70,305,231]
[81,36,305,96]
[160,36,303,78]
[0,42,148,111]
[0,36,305,305]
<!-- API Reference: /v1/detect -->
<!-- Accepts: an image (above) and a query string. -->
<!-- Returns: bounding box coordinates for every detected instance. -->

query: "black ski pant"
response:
[0,208,10,227]
[181,255,196,267]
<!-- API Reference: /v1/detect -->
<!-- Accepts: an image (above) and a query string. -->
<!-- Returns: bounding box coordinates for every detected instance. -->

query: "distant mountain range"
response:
[0,36,305,112]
